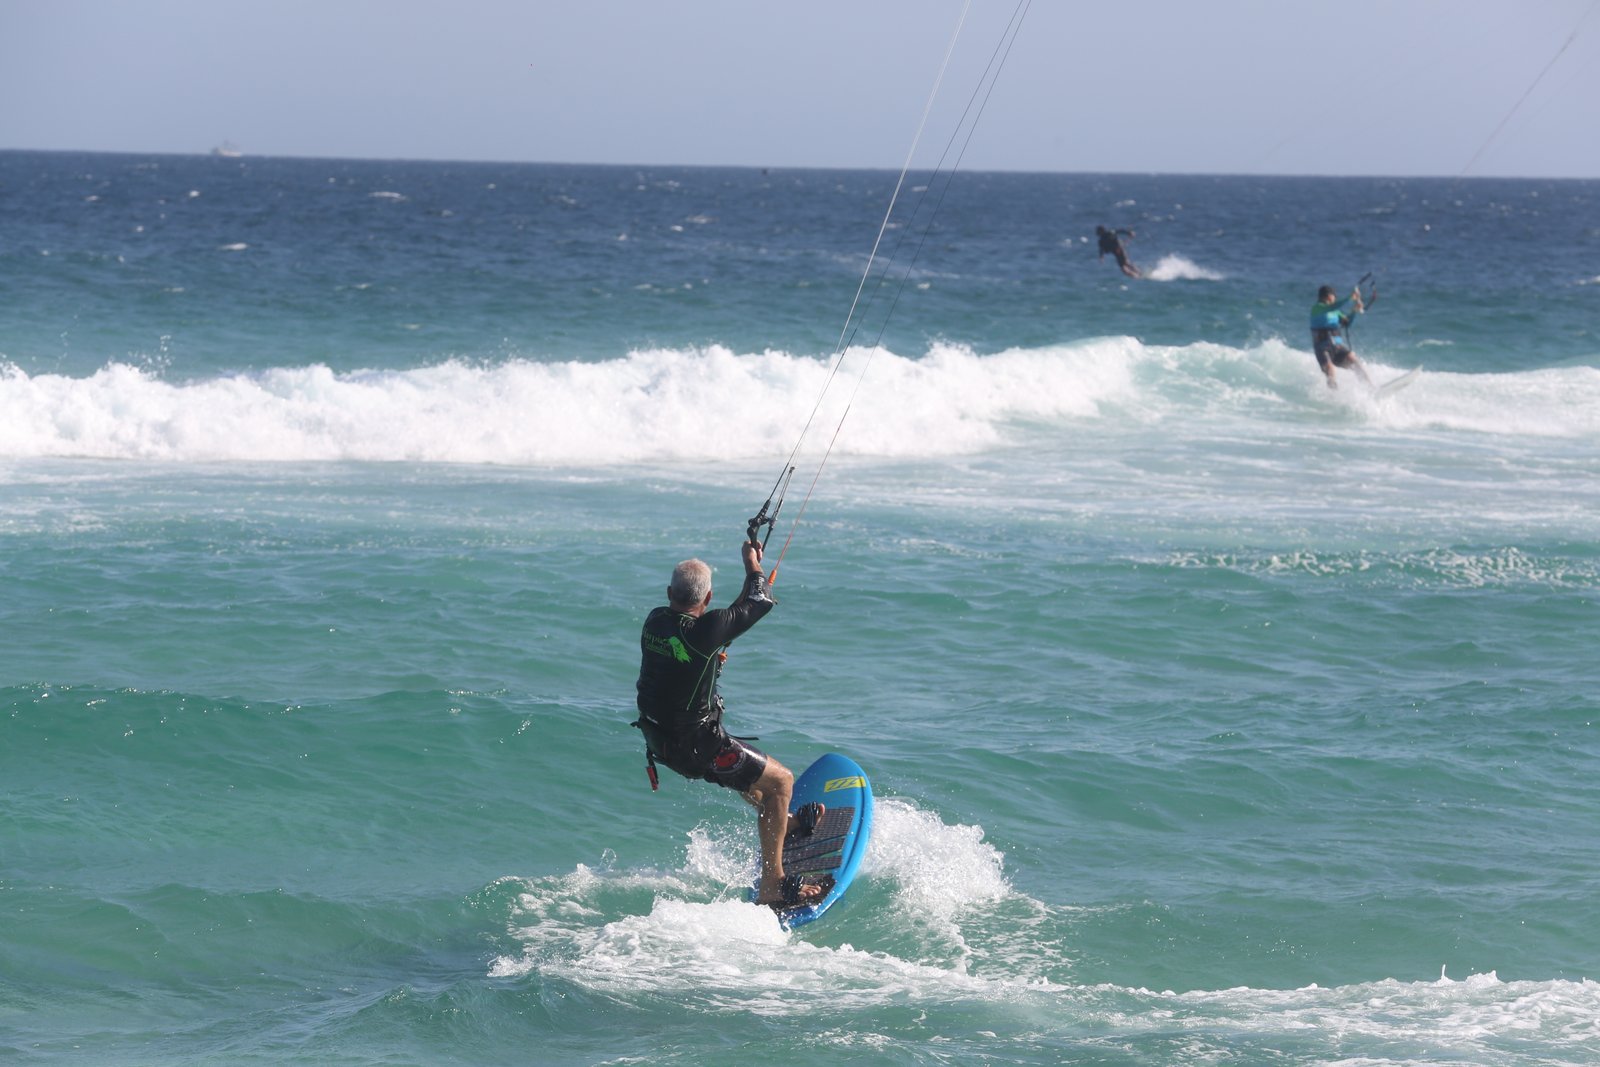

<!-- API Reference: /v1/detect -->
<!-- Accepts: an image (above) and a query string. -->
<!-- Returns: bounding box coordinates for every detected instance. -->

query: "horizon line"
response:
[2,145,1596,183]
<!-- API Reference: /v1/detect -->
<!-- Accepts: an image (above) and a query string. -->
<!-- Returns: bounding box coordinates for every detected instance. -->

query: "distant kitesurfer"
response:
[1096,225,1141,278]
[633,541,827,909]
[1309,283,1375,389]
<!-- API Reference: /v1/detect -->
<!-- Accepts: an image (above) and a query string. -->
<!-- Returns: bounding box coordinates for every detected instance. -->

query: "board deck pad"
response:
[781,806,854,875]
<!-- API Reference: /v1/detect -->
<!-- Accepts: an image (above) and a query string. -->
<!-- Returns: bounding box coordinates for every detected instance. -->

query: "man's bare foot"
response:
[755,872,832,909]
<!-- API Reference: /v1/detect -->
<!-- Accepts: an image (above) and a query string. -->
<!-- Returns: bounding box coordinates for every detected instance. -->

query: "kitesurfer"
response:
[634,541,826,909]
[1096,225,1141,278]
[1309,283,1374,389]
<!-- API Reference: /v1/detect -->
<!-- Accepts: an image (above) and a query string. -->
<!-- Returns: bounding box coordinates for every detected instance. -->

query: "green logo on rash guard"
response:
[643,632,694,663]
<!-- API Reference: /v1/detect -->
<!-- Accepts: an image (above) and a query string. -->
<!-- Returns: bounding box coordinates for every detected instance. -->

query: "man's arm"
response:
[728,540,774,615]
[694,542,774,649]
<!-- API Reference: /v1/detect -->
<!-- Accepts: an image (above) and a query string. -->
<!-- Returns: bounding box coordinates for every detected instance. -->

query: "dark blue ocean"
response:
[3,150,1599,1065]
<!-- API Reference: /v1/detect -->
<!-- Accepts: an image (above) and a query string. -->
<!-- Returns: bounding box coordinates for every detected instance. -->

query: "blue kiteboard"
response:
[751,752,873,928]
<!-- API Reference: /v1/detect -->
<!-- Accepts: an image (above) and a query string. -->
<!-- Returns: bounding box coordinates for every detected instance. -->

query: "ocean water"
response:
[2,149,1599,1066]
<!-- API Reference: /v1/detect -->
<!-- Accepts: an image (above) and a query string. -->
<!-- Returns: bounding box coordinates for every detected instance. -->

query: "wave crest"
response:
[1,340,1595,465]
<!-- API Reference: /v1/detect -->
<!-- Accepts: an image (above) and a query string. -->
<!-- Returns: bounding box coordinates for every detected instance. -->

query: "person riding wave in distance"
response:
[633,540,828,910]
[1096,224,1141,278]
[1309,282,1375,389]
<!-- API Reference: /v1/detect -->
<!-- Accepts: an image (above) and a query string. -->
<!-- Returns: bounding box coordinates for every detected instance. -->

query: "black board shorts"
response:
[1313,333,1354,370]
[641,718,769,794]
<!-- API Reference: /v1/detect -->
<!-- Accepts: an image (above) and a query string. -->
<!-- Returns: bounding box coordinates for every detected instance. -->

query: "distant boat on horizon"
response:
[211,141,243,158]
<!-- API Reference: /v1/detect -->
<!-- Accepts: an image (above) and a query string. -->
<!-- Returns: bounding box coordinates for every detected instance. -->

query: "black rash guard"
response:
[635,569,774,760]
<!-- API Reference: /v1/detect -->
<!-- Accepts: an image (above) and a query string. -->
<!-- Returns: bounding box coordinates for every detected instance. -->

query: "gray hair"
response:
[668,558,712,606]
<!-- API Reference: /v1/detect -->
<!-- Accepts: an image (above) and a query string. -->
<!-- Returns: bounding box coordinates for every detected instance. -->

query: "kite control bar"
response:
[1357,271,1378,310]
[748,466,796,551]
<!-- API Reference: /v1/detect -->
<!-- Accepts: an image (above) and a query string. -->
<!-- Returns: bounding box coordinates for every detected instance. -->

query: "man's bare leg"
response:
[745,758,825,906]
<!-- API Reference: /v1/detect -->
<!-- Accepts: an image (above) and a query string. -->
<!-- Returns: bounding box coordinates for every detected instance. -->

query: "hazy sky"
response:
[3,0,1598,177]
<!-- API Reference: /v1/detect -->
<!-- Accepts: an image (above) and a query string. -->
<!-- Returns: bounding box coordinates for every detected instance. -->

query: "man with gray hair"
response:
[634,540,827,909]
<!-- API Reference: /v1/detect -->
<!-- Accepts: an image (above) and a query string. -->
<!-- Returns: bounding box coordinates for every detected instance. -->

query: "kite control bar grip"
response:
[747,511,773,550]
[746,465,794,551]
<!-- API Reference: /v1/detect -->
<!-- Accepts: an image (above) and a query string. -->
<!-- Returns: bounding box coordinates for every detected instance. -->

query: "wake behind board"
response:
[750,752,873,929]
[1374,366,1421,398]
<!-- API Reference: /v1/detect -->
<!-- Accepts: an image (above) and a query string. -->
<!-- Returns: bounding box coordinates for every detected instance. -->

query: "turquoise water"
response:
[3,151,1599,1065]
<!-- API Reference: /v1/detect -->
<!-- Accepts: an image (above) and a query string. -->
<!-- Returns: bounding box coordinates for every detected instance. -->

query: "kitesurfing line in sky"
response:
[1462,0,1600,175]
[763,0,1033,582]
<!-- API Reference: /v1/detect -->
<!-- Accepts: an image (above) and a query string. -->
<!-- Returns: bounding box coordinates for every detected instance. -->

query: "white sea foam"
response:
[1358,363,1600,437]
[490,794,1044,1007]
[1164,546,1600,589]
[0,341,1595,467]
[485,811,1600,1062]
[1145,973,1600,1061]
[0,342,1129,465]
[1144,254,1225,281]
[863,796,1009,920]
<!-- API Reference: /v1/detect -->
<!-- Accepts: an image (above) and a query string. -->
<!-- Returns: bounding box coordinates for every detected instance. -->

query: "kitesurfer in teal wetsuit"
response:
[634,542,827,909]
[1310,283,1374,389]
